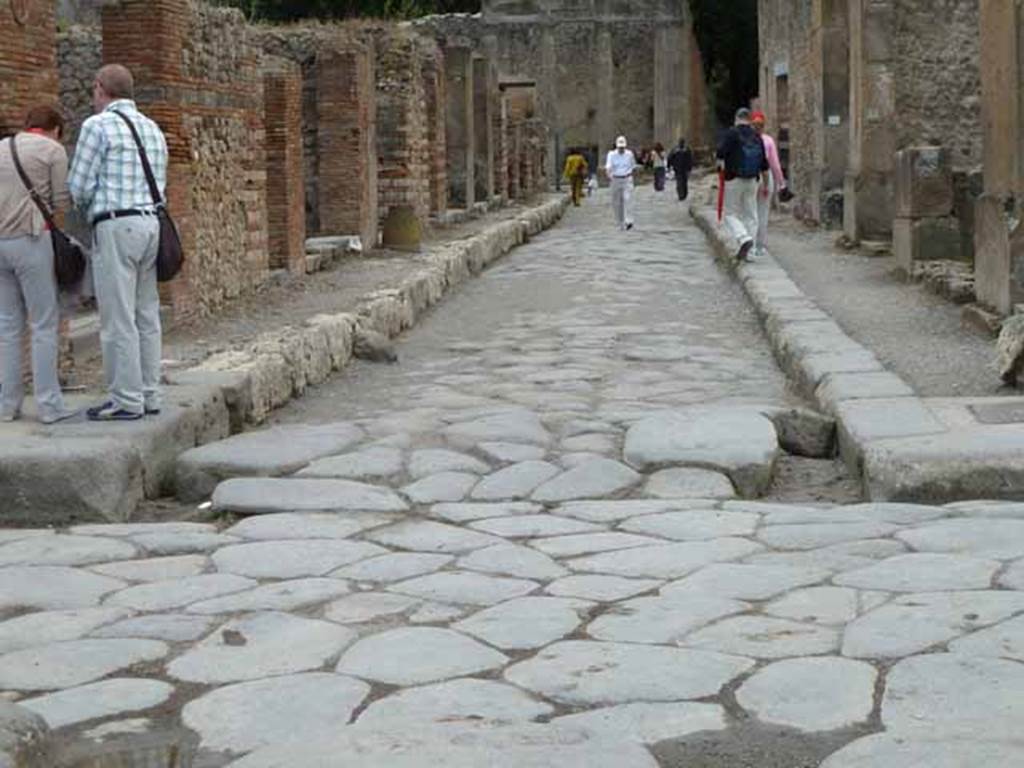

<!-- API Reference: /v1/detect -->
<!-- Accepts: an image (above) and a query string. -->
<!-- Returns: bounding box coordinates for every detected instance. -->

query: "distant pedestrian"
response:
[667,138,694,201]
[651,143,667,191]
[562,147,589,207]
[604,136,637,231]
[716,107,768,261]
[0,104,76,424]
[69,63,168,421]
[750,111,788,257]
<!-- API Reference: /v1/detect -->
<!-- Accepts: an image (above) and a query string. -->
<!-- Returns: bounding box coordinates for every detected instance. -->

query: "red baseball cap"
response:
[751,111,767,124]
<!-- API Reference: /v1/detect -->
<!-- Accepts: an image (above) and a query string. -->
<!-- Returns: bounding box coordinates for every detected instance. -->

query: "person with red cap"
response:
[750,110,789,258]
[715,107,768,261]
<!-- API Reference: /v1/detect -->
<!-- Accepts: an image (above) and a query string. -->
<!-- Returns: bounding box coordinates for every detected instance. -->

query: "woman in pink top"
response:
[751,111,787,257]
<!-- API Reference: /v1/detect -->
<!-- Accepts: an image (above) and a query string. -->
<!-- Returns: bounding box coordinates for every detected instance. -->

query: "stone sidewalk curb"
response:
[692,203,1024,502]
[0,196,569,525]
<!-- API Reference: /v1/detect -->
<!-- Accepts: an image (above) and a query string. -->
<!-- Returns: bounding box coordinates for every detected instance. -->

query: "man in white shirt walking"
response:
[604,136,636,231]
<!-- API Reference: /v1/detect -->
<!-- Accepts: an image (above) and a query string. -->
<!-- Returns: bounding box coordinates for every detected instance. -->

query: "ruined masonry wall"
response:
[58,25,101,151]
[263,59,306,274]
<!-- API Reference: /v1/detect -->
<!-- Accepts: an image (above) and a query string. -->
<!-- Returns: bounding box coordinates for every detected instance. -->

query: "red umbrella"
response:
[717,169,726,223]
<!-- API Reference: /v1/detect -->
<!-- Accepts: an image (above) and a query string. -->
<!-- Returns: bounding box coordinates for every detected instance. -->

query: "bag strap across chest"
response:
[111,109,163,207]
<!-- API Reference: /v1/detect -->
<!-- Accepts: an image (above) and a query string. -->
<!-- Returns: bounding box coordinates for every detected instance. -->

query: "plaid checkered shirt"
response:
[67,99,169,222]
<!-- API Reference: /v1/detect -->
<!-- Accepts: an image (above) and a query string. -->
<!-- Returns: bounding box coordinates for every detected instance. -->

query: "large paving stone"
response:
[545,574,662,602]
[660,563,831,600]
[176,422,365,500]
[365,520,501,553]
[949,614,1024,660]
[882,654,1024,739]
[182,672,370,755]
[336,627,508,685]
[91,613,218,642]
[835,553,999,592]
[897,519,1024,559]
[458,544,567,580]
[130,531,240,556]
[0,566,125,610]
[322,592,420,624]
[90,555,209,583]
[841,591,1024,658]
[821,733,1024,768]
[558,499,718,523]
[620,510,757,541]
[454,597,592,649]
[764,587,868,625]
[757,522,898,550]
[212,540,386,579]
[409,449,489,479]
[735,657,876,731]
[623,408,780,496]
[470,461,561,500]
[431,501,541,523]
[187,578,352,614]
[70,522,213,537]
[0,638,168,691]
[0,607,130,654]
[228,723,658,768]
[330,552,453,583]
[530,532,665,558]
[168,612,357,684]
[357,678,553,727]
[211,478,409,514]
[643,468,737,500]
[295,447,404,480]
[445,410,552,447]
[401,472,479,504]
[552,702,727,745]
[477,442,548,463]
[470,515,604,538]
[388,571,539,606]
[20,678,174,729]
[568,538,763,579]
[531,458,641,502]
[683,616,840,659]
[223,512,394,541]
[587,594,746,644]
[504,640,753,706]
[0,535,137,568]
[104,574,257,612]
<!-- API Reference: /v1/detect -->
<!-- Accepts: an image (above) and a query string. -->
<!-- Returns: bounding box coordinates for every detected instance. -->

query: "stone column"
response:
[263,60,306,275]
[445,46,474,208]
[472,55,495,204]
[844,0,896,242]
[975,0,1024,313]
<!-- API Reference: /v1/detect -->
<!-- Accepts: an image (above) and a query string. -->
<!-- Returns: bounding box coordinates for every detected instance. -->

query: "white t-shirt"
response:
[605,149,636,178]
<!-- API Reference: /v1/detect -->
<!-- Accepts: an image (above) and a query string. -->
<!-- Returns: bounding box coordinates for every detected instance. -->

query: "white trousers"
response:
[92,215,162,414]
[756,175,776,254]
[723,177,759,248]
[610,176,634,229]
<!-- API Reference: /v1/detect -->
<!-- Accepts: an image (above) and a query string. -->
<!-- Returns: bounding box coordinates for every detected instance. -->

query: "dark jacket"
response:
[667,145,694,176]
[716,123,768,181]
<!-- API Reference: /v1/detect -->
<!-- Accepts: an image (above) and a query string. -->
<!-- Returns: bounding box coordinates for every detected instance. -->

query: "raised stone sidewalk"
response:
[692,201,1024,502]
[0,196,569,526]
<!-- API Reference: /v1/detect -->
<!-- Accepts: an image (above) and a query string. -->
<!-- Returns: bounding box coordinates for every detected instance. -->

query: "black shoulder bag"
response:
[8,135,87,289]
[111,110,183,282]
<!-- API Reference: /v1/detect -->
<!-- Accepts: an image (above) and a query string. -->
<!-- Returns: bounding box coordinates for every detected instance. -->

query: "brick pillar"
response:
[0,0,58,135]
[508,119,522,200]
[263,60,306,274]
[493,93,509,204]
[316,43,377,250]
[444,46,474,208]
[472,55,495,204]
[421,47,448,215]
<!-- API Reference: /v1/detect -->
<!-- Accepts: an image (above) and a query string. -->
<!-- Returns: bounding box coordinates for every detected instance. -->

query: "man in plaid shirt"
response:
[69,64,168,421]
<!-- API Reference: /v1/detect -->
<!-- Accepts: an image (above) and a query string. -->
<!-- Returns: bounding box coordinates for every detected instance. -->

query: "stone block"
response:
[893,216,963,273]
[381,205,423,252]
[894,147,954,218]
[975,193,1024,315]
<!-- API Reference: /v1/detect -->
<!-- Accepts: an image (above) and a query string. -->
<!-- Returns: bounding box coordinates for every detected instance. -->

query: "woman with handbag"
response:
[0,104,76,424]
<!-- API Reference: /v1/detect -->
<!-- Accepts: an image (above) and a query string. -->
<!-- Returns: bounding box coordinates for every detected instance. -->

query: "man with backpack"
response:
[667,138,694,201]
[716,107,768,261]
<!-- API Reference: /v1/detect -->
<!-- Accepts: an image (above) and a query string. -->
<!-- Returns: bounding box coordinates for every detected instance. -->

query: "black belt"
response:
[92,209,156,226]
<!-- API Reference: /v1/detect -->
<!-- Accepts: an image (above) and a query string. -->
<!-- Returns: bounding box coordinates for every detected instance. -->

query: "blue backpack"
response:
[737,129,765,178]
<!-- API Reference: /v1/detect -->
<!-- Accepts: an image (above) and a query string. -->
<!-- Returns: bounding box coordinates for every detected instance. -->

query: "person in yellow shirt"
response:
[562,147,589,206]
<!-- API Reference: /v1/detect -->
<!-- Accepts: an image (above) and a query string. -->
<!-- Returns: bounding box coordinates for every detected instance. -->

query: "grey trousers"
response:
[610,176,634,229]
[723,178,759,248]
[92,215,162,414]
[0,234,66,419]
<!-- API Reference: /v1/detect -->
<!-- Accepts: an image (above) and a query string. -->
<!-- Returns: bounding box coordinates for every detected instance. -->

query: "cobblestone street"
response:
[3,188,1024,766]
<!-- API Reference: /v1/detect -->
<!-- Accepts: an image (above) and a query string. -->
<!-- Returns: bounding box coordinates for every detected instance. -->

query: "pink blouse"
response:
[761,133,786,189]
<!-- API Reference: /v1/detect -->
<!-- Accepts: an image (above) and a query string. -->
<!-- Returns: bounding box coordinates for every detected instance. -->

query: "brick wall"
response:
[420,43,448,215]
[0,0,58,136]
[101,0,269,319]
[494,93,509,203]
[263,58,306,274]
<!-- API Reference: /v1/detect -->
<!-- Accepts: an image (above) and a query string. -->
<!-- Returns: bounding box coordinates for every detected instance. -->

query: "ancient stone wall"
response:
[57,25,101,151]
[0,0,58,137]
[263,58,306,274]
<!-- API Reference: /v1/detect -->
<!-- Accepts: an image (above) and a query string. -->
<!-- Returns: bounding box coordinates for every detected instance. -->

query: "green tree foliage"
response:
[688,0,759,127]
[221,0,480,21]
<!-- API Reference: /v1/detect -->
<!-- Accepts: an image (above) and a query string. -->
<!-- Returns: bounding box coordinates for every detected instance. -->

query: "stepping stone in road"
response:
[736,657,877,732]
[168,612,356,684]
[531,458,641,502]
[20,678,175,730]
[454,597,592,650]
[211,478,409,515]
[336,627,508,686]
[176,422,365,501]
[623,408,779,497]
[182,672,369,756]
